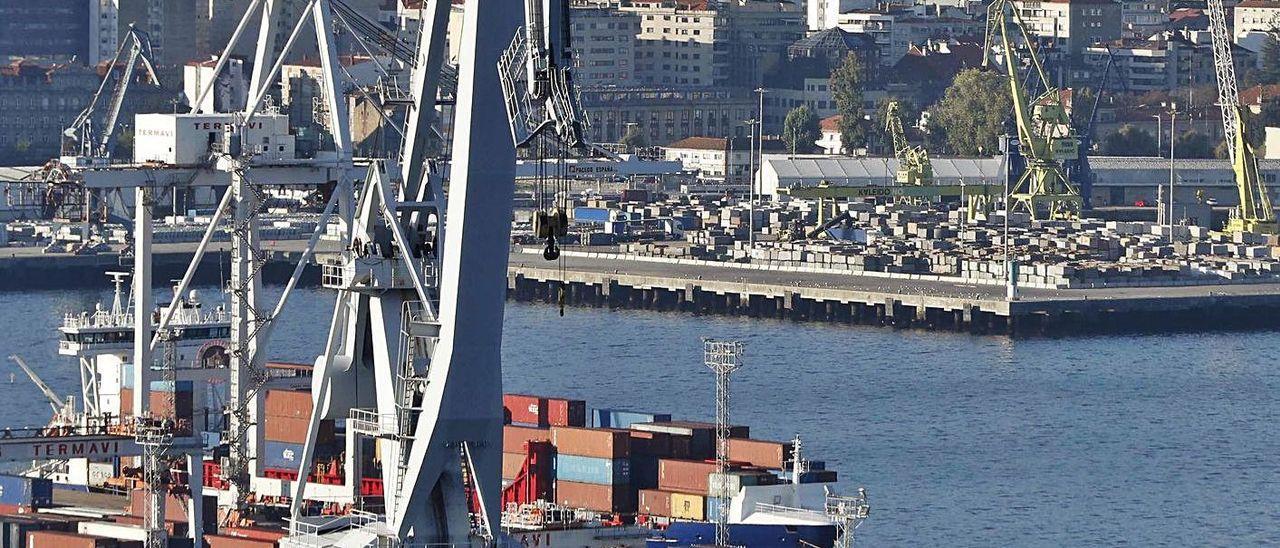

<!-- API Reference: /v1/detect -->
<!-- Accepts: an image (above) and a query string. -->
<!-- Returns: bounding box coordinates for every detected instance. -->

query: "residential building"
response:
[116,0,199,66]
[1234,0,1280,35]
[809,0,876,31]
[1011,0,1123,61]
[626,0,804,87]
[817,115,844,154]
[885,39,984,106]
[835,6,981,65]
[762,29,880,132]
[663,135,785,184]
[571,6,641,87]
[0,61,103,165]
[280,56,383,153]
[92,1,120,66]
[1080,30,1257,92]
[579,86,756,145]
[184,57,249,113]
[1120,0,1167,39]
[0,1,93,64]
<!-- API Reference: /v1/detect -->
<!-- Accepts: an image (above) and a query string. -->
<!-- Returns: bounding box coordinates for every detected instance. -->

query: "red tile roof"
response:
[666,136,727,150]
[819,115,841,131]
[1240,84,1280,106]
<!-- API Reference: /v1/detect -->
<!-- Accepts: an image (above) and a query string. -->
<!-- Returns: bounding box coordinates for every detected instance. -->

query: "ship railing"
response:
[753,502,835,524]
[348,408,399,437]
[62,307,231,330]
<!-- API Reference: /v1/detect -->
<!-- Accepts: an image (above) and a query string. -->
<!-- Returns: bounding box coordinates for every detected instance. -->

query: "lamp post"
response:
[743,118,759,247]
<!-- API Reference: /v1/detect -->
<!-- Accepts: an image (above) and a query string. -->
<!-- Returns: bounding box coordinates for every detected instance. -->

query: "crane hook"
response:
[542,235,560,261]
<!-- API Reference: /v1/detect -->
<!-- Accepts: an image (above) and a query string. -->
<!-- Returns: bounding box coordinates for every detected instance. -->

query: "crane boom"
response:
[1206,0,1275,233]
[885,101,932,186]
[63,25,160,161]
[8,355,64,413]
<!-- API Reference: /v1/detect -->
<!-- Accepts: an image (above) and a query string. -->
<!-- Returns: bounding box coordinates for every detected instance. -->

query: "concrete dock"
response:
[508,251,1280,334]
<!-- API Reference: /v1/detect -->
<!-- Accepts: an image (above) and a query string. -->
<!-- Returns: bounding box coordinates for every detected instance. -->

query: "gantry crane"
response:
[1207,0,1276,234]
[886,101,932,187]
[983,0,1082,220]
[63,25,160,163]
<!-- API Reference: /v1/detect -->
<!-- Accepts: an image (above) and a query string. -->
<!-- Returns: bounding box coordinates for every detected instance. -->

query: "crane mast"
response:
[1207,0,1276,234]
[983,0,1081,220]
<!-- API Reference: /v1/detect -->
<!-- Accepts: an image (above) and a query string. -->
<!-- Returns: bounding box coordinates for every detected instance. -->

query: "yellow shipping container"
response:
[670,492,705,521]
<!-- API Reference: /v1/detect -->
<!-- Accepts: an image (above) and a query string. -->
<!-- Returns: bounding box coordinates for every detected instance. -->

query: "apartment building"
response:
[1011,0,1123,61]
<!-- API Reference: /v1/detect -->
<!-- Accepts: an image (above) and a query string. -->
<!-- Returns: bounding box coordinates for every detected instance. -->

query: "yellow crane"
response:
[1206,0,1276,234]
[983,0,1082,220]
[886,101,932,186]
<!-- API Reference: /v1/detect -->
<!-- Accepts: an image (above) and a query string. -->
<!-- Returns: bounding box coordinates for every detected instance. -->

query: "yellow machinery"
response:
[886,101,932,187]
[983,0,1082,220]
[1206,0,1276,234]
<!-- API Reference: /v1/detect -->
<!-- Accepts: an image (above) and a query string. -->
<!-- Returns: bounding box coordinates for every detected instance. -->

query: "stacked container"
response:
[551,426,634,513]
[0,475,52,513]
[501,425,552,481]
[262,389,335,471]
[118,381,194,423]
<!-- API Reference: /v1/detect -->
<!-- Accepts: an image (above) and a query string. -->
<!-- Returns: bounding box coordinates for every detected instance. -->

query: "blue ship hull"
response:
[646,522,837,547]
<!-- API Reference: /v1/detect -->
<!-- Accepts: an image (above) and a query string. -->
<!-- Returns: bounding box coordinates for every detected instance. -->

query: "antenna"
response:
[703,338,743,548]
[107,271,130,315]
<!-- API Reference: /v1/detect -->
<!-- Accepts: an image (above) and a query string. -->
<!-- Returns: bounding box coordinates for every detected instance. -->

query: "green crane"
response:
[983,0,1082,220]
[885,101,932,187]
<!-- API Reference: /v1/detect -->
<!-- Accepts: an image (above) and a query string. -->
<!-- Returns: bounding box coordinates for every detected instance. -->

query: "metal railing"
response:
[753,503,833,523]
[349,408,400,437]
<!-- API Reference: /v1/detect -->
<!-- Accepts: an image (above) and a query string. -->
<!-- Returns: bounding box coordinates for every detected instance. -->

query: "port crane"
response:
[983,0,1082,220]
[886,101,932,188]
[63,25,161,164]
[1207,0,1277,234]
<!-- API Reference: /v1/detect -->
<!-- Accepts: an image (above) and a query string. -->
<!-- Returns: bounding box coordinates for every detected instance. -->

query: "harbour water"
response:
[1,285,1277,546]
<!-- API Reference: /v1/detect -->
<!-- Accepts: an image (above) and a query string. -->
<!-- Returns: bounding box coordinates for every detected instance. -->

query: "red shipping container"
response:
[127,489,189,522]
[204,534,278,548]
[502,452,526,479]
[637,489,672,517]
[27,531,118,548]
[502,425,552,453]
[556,480,635,513]
[551,426,630,459]
[263,415,335,444]
[544,397,586,427]
[504,394,548,426]
[657,459,718,493]
[265,389,313,419]
[727,438,794,470]
[217,526,288,541]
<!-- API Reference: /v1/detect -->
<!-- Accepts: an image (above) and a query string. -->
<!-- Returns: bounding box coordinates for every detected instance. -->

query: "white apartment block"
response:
[571,7,641,87]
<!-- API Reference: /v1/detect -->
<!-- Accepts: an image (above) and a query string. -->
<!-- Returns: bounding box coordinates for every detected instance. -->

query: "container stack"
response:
[119,380,194,425]
[0,475,52,514]
[261,389,336,472]
[551,426,634,513]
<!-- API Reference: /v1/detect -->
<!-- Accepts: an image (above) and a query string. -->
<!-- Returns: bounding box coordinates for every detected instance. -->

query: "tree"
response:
[1257,33,1280,86]
[1101,124,1159,156]
[1245,96,1280,147]
[1174,130,1215,159]
[829,53,866,152]
[781,105,820,154]
[929,68,1011,156]
[619,123,647,149]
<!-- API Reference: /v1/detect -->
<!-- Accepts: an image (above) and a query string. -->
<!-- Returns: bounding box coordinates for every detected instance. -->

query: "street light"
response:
[743,118,759,247]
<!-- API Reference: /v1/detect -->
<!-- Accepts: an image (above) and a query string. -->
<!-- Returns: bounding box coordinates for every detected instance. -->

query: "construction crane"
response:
[1207,0,1277,234]
[1066,45,1114,211]
[63,25,160,163]
[983,0,1082,220]
[886,101,932,187]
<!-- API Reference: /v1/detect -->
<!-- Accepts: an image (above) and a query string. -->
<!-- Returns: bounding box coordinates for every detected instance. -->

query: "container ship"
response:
[0,277,869,547]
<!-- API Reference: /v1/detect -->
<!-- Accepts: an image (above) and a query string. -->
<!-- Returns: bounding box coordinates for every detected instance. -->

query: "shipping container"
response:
[669,492,705,521]
[555,481,634,514]
[572,207,614,223]
[727,438,794,470]
[555,455,630,485]
[545,398,586,427]
[706,497,724,523]
[503,394,549,427]
[708,470,778,498]
[629,430,673,457]
[593,409,672,429]
[637,489,672,517]
[264,389,313,419]
[263,415,334,444]
[27,530,118,548]
[0,475,53,509]
[657,459,718,493]
[204,533,278,548]
[551,426,630,459]
[799,470,838,483]
[502,453,526,480]
[630,455,659,490]
[76,522,146,542]
[631,421,747,439]
[502,425,551,453]
[261,441,305,470]
[117,388,193,419]
[126,490,209,523]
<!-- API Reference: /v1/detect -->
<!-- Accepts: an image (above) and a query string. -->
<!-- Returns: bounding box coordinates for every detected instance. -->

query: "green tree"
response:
[781,105,820,154]
[829,53,866,152]
[619,123,647,149]
[1101,124,1159,156]
[1257,34,1280,86]
[869,97,922,155]
[929,68,1011,156]
[1245,96,1280,147]
[1174,130,1215,159]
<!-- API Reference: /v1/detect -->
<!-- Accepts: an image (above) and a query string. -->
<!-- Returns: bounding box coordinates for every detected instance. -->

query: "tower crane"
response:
[886,101,933,187]
[983,0,1082,220]
[63,25,161,163]
[1207,0,1276,234]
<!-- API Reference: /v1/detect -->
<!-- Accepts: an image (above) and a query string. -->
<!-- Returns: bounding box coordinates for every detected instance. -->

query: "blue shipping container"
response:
[0,474,52,508]
[591,409,673,429]
[706,496,724,523]
[573,207,613,223]
[555,454,630,485]
[262,441,306,470]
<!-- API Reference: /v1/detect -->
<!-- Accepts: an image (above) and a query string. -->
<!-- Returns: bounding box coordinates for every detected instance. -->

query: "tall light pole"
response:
[754,87,767,199]
[1168,103,1177,240]
[743,118,758,247]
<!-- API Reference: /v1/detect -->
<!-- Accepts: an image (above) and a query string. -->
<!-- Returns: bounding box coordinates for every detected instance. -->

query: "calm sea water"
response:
[1,284,1278,547]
